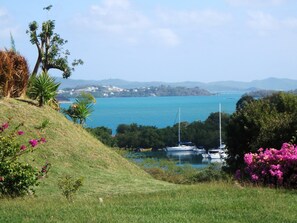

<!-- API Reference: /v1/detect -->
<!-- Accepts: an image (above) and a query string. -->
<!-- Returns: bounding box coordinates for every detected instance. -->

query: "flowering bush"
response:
[0,122,50,197]
[238,143,297,188]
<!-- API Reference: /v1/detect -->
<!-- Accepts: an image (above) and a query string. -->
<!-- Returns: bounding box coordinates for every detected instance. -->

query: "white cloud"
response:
[247,11,279,31]
[156,9,232,28]
[151,28,180,47]
[76,0,150,34]
[74,0,233,47]
[283,18,297,29]
[226,0,286,6]
[247,11,297,35]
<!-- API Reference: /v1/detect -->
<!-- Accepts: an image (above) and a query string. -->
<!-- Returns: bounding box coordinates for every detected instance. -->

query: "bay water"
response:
[68,92,243,133]
[61,92,243,168]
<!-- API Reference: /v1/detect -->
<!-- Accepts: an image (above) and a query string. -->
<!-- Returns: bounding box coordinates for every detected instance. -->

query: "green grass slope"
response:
[2,99,297,223]
[0,99,173,196]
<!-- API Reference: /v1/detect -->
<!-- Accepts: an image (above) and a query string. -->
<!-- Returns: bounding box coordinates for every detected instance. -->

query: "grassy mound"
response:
[0,99,173,197]
[2,99,297,223]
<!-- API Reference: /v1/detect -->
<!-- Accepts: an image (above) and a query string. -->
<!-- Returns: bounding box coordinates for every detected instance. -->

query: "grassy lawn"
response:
[1,182,297,223]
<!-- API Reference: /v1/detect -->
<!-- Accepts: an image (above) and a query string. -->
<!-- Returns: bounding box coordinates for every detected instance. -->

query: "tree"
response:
[26,6,83,79]
[63,92,96,125]
[138,126,163,149]
[226,92,297,172]
[115,124,140,149]
[87,127,117,147]
[236,95,255,111]
[185,113,230,149]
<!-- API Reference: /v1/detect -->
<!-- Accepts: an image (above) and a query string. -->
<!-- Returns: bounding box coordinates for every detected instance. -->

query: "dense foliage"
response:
[0,122,50,197]
[87,126,117,147]
[239,143,297,188]
[226,92,297,172]
[88,112,230,149]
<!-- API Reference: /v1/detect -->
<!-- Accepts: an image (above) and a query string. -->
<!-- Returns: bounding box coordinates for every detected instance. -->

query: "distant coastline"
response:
[58,85,213,99]
[56,77,297,92]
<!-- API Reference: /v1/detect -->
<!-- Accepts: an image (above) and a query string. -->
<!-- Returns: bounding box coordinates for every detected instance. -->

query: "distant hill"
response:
[56,77,297,92]
[58,85,212,98]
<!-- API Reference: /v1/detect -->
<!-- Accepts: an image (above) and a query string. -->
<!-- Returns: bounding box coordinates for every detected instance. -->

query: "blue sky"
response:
[1,0,297,82]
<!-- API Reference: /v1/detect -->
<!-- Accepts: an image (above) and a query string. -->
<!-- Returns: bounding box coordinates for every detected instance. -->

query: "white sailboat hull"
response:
[165,145,195,152]
[208,152,221,159]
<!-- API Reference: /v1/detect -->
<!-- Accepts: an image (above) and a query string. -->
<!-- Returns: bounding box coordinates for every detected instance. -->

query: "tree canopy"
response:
[26,6,83,78]
[87,112,230,150]
[226,92,297,172]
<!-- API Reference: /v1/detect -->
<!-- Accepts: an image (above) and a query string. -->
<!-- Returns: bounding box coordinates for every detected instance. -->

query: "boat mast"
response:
[178,107,181,145]
[219,103,222,148]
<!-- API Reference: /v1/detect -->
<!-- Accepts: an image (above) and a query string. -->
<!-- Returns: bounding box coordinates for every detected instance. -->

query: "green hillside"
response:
[0,98,173,196]
[2,98,297,223]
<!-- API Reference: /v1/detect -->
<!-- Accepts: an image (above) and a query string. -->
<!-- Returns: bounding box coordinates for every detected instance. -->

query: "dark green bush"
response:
[191,163,229,183]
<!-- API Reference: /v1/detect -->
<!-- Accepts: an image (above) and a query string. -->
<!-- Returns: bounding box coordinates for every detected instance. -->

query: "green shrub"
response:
[28,72,60,107]
[58,175,83,201]
[191,163,229,183]
[138,158,229,184]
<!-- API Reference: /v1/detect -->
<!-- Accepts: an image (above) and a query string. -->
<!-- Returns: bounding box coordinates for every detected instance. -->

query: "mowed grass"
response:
[1,183,297,223]
[1,98,297,222]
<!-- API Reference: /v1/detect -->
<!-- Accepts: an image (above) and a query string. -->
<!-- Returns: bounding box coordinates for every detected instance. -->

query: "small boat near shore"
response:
[208,148,221,159]
[193,146,206,154]
[165,108,196,152]
[207,104,228,160]
[165,142,196,152]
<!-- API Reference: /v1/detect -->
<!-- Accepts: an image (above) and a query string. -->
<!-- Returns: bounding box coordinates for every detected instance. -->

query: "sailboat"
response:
[165,108,196,152]
[208,103,227,159]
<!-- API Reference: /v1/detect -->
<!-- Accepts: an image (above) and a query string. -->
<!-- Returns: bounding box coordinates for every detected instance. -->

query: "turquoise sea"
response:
[61,92,243,134]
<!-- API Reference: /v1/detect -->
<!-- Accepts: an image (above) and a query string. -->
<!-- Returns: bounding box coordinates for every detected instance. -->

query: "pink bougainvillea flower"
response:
[0,122,9,132]
[29,139,38,147]
[251,174,259,182]
[243,142,297,187]
[17,131,24,135]
[20,145,27,151]
[0,176,4,181]
[244,153,253,165]
[258,148,263,153]
[2,123,9,129]
[270,164,280,170]
[39,138,46,143]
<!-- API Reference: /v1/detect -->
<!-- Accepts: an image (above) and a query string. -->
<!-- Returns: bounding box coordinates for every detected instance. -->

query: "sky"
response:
[1,0,297,83]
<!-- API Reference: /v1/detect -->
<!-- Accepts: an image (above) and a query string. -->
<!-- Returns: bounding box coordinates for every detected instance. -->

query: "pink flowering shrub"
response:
[238,143,297,188]
[0,122,51,197]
